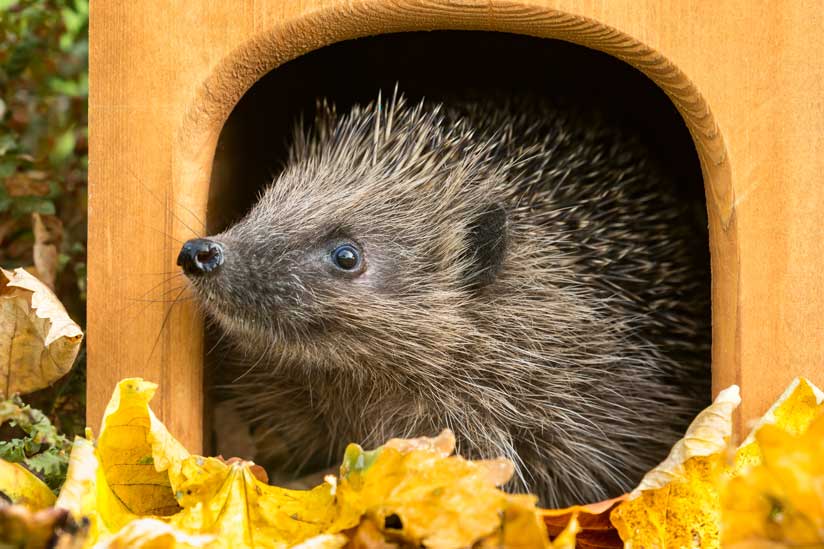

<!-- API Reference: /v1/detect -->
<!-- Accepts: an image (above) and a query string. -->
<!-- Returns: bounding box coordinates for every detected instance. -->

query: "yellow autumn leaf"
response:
[733,377,824,474]
[289,534,348,549]
[0,267,83,396]
[97,378,188,518]
[93,518,215,549]
[51,383,187,546]
[610,385,741,549]
[55,436,97,521]
[478,494,557,549]
[332,431,551,549]
[382,430,456,457]
[54,435,140,543]
[0,458,55,510]
[722,381,824,547]
[168,456,337,548]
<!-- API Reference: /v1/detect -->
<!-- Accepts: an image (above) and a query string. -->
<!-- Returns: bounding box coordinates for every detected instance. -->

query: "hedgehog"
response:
[177,91,710,507]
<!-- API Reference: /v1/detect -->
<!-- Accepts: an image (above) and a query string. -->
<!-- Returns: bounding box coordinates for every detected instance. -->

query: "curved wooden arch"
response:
[178,2,731,225]
[171,1,737,448]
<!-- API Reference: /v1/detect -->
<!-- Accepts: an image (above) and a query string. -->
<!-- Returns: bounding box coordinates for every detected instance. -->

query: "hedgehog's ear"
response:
[463,203,508,292]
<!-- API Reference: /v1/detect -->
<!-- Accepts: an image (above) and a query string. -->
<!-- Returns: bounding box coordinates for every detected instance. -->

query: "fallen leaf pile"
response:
[1,378,575,548]
[2,269,824,548]
[612,378,824,548]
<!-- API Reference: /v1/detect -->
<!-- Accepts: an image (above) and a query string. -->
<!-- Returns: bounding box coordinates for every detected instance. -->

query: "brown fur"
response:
[187,92,710,506]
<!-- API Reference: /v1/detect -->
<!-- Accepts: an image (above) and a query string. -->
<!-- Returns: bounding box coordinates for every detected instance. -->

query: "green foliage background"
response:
[0,0,88,487]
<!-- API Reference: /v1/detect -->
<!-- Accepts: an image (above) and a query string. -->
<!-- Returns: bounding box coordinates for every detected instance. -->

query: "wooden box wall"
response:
[89,0,824,452]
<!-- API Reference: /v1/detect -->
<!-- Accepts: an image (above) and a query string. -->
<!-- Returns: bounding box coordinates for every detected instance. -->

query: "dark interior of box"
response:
[205,31,709,455]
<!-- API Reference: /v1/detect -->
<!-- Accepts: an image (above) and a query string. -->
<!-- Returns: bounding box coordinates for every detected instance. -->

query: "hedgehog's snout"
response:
[178,238,224,276]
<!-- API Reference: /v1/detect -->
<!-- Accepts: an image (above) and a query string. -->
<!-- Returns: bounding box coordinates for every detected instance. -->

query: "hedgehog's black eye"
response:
[332,244,360,271]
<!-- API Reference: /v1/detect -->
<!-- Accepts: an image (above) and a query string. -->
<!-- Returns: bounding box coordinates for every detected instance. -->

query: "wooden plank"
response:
[88,2,257,450]
[89,0,824,451]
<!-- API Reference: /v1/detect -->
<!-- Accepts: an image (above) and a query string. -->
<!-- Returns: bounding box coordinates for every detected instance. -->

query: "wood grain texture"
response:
[89,0,824,451]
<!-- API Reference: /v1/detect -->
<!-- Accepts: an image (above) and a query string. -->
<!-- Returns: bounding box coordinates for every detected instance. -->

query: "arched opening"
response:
[207,32,707,235]
[198,31,712,495]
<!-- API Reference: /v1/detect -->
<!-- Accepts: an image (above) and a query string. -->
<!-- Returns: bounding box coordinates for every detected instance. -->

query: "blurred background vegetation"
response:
[0,0,88,450]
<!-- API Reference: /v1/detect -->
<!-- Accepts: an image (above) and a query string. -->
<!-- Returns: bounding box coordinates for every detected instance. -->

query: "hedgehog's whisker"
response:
[125,165,206,238]
[146,285,190,364]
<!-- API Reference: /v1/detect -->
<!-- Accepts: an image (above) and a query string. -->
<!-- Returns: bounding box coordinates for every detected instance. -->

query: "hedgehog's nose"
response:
[178,238,224,276]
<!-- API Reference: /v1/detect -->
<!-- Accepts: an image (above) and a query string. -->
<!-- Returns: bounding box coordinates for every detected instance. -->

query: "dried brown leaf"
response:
[5,171,50,197]
[0,267,83,396]
[542,495,626,549]
[32,213,63,289]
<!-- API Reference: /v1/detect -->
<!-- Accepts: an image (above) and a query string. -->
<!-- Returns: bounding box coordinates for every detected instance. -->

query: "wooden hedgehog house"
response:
[88,1,824,453]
